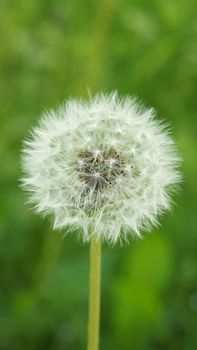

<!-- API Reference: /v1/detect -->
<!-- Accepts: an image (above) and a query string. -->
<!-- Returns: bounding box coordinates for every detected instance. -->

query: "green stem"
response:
[87,237,102,350]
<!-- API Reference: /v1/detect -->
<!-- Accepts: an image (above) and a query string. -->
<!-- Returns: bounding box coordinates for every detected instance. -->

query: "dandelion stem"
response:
[87,237,101,350]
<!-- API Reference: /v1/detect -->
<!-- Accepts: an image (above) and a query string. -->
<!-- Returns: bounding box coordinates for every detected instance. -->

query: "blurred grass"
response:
[0,0,197,349]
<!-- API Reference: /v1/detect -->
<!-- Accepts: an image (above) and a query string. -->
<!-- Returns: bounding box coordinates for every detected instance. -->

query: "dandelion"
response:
[21,92,181,350]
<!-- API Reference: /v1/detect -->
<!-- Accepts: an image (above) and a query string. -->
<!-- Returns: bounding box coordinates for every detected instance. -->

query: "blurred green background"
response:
[0,0,197,349]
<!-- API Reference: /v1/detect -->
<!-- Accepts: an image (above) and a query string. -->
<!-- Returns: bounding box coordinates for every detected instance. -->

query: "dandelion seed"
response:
[21,92,181,243]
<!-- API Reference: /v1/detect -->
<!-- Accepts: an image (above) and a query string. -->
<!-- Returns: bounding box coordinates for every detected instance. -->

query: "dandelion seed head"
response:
[21,92,181,243]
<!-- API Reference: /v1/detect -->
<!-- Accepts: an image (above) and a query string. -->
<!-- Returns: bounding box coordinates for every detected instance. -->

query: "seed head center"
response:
[77,147,125,193]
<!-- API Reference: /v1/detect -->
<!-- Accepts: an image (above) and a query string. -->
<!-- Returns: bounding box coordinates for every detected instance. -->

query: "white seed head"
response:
[21,92,181,244]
